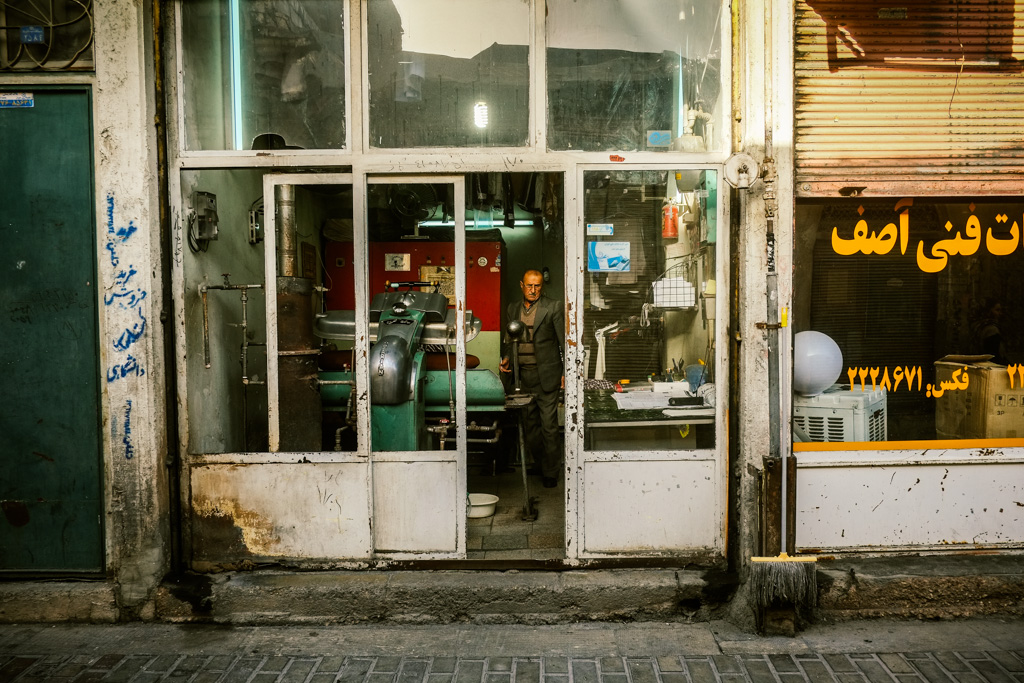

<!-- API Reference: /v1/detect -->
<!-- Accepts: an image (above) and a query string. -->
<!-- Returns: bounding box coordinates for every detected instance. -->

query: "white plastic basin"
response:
[467,493,499,518]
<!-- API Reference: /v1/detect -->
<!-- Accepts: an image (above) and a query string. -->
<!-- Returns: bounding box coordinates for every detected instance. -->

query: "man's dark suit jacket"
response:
[504,295,565,393]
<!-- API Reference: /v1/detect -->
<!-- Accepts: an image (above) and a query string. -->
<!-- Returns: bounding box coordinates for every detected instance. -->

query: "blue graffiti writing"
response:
[122,399,134,460]
[107,354,145,382]
[104,193,147,381]
[113,309,147,352]
[106,194,137,242]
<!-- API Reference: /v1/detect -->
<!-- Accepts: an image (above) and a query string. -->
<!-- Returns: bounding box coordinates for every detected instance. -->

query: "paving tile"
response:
[909,661,955,683]
[572,660,600,683]
[319,657,347,673]
[881,657,917,675]
[432,659,458,675]
[192,673,225,683]
[284,659,318,683]
[514,659,540,683]
[952,674,986,683]
[801,659,839,683]
[429,675,455,683]
[713,656,742,674]
[340,659,375,683]
[223,657,264,683]
[146,655,183,673]
[123,674,163,683]
[988,654,1024,674]
[746,658,781,683]
[722,674,747,683]
[658,657,684,674]
[779,673,806,683]
[543,659,569,675]
[934,655,971,673]
[399,660,429,683]
[312,675,340,683]
[600,659,626,674]
[375,658,404,673]
[71,670,111,683]
[252,673,281,683]
[484,674,511,683]
[207,656,237,672]
[970,660,1015,683]
[262,656,292,673]
[488,659,513,673]
[603,674,630,683]
[685,658,718,683]
[543,675,569,683]
[896,676,923,683]
[771,656,799,674]
[837,674,867,683]
[369,673,399,683]
[855,659,899,683]
[661,673,688,683]
[456,660,485,683]
[628,660,660,683]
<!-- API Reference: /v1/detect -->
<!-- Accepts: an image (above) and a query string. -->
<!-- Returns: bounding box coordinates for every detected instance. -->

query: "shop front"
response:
[790,0,1024,554]
[169,0,734,570]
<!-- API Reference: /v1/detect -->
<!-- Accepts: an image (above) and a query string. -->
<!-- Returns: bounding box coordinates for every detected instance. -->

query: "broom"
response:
[749,230,817,624]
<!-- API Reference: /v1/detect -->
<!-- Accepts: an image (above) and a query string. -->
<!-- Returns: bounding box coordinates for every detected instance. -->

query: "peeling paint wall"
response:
[94,0,169,612]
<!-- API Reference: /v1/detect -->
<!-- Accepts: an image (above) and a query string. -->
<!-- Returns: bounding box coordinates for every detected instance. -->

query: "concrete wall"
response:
[0,0,169,621]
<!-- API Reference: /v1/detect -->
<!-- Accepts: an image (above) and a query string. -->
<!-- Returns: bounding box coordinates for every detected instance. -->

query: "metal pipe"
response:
[198,281,263,370]
[277,184,297,277]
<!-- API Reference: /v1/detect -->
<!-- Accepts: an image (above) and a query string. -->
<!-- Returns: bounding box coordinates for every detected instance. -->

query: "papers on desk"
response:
[611,391,674,410]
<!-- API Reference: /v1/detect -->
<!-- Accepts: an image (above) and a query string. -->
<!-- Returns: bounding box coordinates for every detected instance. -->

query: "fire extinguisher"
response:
[662,202,679,239]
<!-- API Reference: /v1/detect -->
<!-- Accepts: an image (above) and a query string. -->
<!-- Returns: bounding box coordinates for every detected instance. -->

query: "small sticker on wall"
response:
[587,241,631,272]
[587,223,614,236]
[0,93,34,108]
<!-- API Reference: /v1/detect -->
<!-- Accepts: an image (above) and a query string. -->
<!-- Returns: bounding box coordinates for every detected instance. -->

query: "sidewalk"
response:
[2,618,1022,683]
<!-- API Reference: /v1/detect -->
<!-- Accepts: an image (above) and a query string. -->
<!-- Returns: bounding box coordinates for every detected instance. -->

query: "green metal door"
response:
[0,87,103,572]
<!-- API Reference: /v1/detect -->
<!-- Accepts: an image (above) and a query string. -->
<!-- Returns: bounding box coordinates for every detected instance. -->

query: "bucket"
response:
[467,493,499,518]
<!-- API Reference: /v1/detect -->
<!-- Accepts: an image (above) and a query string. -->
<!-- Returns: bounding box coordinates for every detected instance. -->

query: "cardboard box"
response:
[934,355,1024,439]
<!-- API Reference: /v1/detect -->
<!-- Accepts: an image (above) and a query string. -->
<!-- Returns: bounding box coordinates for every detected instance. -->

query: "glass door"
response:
[363,175,469,557]
[573,166,726,558]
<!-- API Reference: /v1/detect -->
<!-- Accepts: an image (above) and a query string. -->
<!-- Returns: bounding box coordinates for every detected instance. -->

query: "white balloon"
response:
[793,331,843,396]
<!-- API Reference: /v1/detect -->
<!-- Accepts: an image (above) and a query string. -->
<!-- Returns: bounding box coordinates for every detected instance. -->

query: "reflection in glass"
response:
[367,0,529,148]
[582,170,718,451]
[180,0,346,151]
[793,199,1024,444]
[547,0,725,152]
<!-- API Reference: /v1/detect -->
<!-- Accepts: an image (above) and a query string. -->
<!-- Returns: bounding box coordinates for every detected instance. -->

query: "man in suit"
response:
[500,269,565,488]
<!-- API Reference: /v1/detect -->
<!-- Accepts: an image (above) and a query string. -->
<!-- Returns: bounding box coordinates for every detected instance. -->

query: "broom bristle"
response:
[749,557,818,609]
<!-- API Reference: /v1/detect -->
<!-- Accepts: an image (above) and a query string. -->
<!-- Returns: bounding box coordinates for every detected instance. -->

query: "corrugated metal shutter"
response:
[795,1,1024,197]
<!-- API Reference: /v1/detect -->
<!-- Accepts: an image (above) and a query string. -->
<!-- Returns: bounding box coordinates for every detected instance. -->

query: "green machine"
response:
[315,283,504,451]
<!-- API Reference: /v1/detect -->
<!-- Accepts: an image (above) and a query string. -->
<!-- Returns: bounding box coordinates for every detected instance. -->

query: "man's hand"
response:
[499,356,511,373]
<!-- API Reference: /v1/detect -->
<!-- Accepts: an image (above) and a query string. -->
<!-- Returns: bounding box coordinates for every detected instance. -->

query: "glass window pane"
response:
[181,169,269,453]
[793,198,1024,446]
[366,0,530,148]
[547,0,725,153]
[583,170,719,451]
[180,0,346,151]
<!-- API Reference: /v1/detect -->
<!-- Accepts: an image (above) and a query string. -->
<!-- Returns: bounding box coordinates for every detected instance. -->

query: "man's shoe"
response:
[542,477,557,488]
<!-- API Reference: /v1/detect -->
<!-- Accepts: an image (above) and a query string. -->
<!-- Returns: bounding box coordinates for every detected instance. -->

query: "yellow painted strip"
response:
[794,438,1024,452]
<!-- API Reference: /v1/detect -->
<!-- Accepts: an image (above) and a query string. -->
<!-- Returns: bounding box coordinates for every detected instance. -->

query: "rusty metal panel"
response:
[190,463,372,567]
[795,455,1024,550]
[795,1,1024,197]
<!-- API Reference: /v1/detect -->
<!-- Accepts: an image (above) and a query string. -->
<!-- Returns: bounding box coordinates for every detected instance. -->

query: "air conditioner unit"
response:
[793,384,887,442]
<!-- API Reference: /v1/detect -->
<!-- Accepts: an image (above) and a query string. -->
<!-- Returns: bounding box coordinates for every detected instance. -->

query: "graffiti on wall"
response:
[104,193,147,383]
